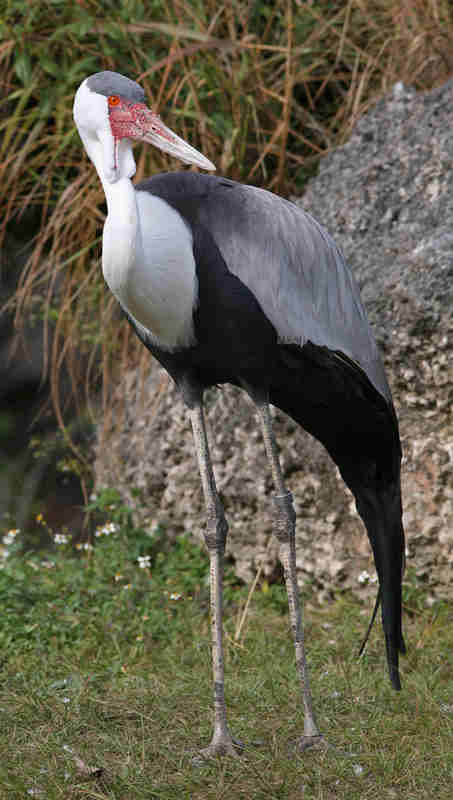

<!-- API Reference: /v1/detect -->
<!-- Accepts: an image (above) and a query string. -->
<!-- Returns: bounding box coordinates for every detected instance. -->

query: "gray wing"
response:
[196,179,391,403]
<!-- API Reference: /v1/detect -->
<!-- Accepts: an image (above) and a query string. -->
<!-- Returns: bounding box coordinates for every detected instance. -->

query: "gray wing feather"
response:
[197,181,391,402]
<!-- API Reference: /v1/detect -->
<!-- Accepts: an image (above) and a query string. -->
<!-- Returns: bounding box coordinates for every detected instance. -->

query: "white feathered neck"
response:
[74,81,198,351]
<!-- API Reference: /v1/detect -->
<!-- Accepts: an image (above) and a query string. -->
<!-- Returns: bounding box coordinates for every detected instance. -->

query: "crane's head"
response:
[73,71,215,184]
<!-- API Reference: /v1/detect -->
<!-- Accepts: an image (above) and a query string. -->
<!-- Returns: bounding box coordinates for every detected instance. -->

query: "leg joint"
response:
[204,501,229,552]
[272,490,296,543]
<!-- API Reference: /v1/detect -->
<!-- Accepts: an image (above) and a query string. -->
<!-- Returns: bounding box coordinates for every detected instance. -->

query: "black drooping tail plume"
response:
[271,342,406,689]
[354,494,406,690]
[338,429,406,690]
[359,582,406,666]
[332,408,406,690]
[358,586,381,658]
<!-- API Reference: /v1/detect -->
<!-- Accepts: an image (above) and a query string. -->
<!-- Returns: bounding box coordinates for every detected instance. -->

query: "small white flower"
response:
[76,542,93,551]
[62,697,71,704]
[3,529,19,546]
[358,570,370,584]
[41,560,55,569]
[95,522,118,537]
[138,555,151,569]
[54,533,68,545]
[170,592,182,601]
[353,763,364,776]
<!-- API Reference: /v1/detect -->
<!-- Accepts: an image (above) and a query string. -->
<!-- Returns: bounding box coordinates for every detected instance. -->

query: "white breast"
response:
[102,189,198,351]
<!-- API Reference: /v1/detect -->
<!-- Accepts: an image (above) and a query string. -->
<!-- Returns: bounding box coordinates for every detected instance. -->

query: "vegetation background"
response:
[2,0,453,438]
[1,0,453,797]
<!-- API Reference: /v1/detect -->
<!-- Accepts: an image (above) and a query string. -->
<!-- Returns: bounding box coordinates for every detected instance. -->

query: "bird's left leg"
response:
[254,399,323,751]
[189,402,241,758]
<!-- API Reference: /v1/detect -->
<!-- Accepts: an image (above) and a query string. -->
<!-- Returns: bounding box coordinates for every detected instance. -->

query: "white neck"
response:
[86,134,142,307]
[101,173,141,300]
[86,134,198,351]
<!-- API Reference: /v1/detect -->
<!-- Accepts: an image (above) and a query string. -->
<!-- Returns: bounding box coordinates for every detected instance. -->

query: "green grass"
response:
[0,512,452,799]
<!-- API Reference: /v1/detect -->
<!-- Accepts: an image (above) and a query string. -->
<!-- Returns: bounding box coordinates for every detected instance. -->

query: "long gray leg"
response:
[189,402,239,757]
[255,400,321,748]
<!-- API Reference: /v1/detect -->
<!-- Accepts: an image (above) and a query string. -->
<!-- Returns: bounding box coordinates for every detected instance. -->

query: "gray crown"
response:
[86,71,145,103]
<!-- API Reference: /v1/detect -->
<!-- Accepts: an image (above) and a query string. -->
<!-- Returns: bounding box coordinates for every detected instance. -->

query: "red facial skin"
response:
[107,95,174,143]
[108,96,147,140]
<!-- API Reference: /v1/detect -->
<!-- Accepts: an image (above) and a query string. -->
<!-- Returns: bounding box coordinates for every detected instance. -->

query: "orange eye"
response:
[108,95,120,107]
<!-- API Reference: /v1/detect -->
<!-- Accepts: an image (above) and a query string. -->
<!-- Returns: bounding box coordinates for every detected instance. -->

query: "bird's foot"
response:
[292,734,352,758]
[192,732,244,764]
[293,734,327,753]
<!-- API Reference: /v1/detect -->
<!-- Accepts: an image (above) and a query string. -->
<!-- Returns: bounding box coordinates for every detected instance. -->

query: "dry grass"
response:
[1,0,453,432]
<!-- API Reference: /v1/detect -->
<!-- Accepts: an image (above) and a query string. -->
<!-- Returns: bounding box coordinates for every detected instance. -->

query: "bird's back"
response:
[136,171,391,403]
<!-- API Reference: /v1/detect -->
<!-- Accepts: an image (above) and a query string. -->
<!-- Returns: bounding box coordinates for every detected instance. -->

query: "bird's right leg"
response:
[255,400,322,751]
[189,402,240,758]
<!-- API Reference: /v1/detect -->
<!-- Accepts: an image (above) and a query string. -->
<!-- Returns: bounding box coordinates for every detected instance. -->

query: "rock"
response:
[298,79,453,598]
[95,79,453,599]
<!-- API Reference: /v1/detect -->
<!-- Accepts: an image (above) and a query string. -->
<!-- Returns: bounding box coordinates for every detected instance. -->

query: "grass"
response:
[0,508,452,799]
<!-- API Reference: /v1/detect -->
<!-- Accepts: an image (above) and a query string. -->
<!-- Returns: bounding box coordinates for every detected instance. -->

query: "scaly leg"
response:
[255,400,322,750]
[189,403,240,757]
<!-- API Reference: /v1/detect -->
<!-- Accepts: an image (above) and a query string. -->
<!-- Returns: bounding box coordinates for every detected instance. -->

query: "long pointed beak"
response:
[134,106,215,171]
